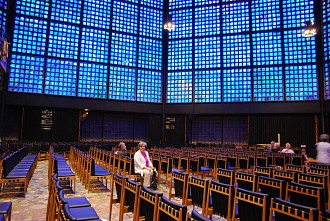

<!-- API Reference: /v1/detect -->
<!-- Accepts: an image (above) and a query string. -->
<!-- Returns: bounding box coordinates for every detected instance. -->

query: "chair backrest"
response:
[236,172,257,192]
[273,170,295,184]
[109,173,127,220]
[122,179,141,220]
[169,170,189,201]
[189,209,212,221]
[185,176,209,215]
[157,196,187,221]
[309,162,330,170]
[137,186,163,221]
[254,166,272,178]
[258,176,284,200]
[216,155,227,169]
[216,168,235,185]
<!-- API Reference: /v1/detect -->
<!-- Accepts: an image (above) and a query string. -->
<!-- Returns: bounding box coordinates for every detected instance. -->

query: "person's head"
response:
[270,141,275,147]
[285,143,291,149]
[301,149,306,155]
[118,142,126,150]
[319,134,330,142]
[274,143,280,149]
[138,142,147,152]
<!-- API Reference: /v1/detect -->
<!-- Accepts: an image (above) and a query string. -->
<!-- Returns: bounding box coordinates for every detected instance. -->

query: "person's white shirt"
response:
[281,148,295,154]
[316,141,330,164]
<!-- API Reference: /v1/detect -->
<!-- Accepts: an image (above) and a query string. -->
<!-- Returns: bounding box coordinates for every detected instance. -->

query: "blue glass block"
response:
[83,0,112,29]
[195,0,218,6]
[112,1,138,34]
[125,0,138,3]
[0,10,6,37]
[325,63,330,99]
[80,28,109,63]
[139,7,163,39]
[253,67,283,101]
[195,70,221,103]
[137,70,162,102]
[222,2,249,34]
[169,9,193,39]
[12,16,47,55]
[252,32,282,65]
[138,37,162,70]
[78,62,107,99]
[285,65,318,101]
[284,29,316,64]
[109,66,136,101]
[51,0,81,24]
[323,23,330,61]
[48,22,80,59]
[195,37,221,69]
[195,6,221,36]
[167,71,193,103]
[8,54,44,94]
[16,0,49,18]
[251,0,280,31]
[169,0,192,9]
[323,0,330,23]
[223,34,250,67]
[0,0,7,9]
[223,68,252,102]
[168,39,193,70]
[283,0,314,29]
[141,0,162,9]
[110,33,137,67]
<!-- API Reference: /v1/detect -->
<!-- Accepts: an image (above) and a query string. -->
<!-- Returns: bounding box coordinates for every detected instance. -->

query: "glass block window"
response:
[16,0,49,18]
[45,59,77,96]
[251,0,280,31]
[80,28,109,63]
[284,29,316,64]
[12,16,47,55]
[48,22,80,59]
[138,37,162,70]
[0,0,7,9]
[0,10,6,37]
[137,70,162,102]
[324,23,330,61]
[223,68,252,102]
[285,65,318,101]
[51,0,81,24]
[195,0,219,6]
[169,9,193,39]
[108,66,136,101]
[195,70,221,103]
[323,0,330,23]
[8,54,44,93]
[283,0,314,29]
[82,0,112,29]
[195,37,221,69]
[141,0,162,9]
[195,6,221,37]
[252,32,282,66]
[168,39,193,71]
[110,33,137,67]
[139,7,163,39]
[167,71,193,103]
[124,0,138,3]
[112,1,138,34]
[324,62,330,99]
[222,2,249,34]
[169,0,192,10]
[223,34,250,67]
[253,67,283,101]
[78,62,108,99]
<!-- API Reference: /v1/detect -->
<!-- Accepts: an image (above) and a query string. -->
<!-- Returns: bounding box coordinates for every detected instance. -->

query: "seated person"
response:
[115,142,127,156]
[272,142,281,153]
[301,149,308,162]
[281,143,295,154]
[267,141,276,152]
[134,142,157,188]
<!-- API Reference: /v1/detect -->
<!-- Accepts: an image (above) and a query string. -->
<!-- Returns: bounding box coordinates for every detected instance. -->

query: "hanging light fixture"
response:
[302,20,317,38]
[164,14,175,30]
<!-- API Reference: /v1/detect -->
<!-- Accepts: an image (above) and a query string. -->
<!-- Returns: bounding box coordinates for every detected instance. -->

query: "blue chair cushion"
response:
[0,202,12,214]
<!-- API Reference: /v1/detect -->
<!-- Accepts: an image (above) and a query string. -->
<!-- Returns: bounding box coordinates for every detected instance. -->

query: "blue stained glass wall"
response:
[51,0,81,24]
[222,2,249,34]
[141,0,163,9]
[324,0,330,99]
[195,37,221,69]
[138,37,162,70]
[112,1,138,34]
[110,33,137,67]
[195,6,221,37]
[16,0,49,18]
[251,0,280,31]
[137,70,162,102]
[108,66,136,101]
[325,62,330,99]
[168,39,193,70]
[283,0,314,29]
[195,70,221,103]
[223,34,250,67]
[139,7,163,39]
[223,69,252,102]
[169,9,193,39]
[167,71,192,103]
[83,0,112,29]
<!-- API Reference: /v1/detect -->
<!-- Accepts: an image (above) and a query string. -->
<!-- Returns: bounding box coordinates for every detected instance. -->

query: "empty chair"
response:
[120,179,141,221]
[258,176,285,200]
[216,168,235,185]
[168,170,189,202]
[273,170,295,184]
[254,166,272,178]
[0,202,12,221]
[136,186,163,221]
[156,196,187,221]
[216,156,227,170]
[185,176,209,215]
[109,173,127,221]
[61,204,101,221]
[235,172,257,192]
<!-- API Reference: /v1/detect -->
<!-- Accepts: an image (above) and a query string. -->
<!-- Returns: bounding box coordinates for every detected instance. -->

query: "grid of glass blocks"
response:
[324,62,330,99]
[141,0,162,9]
[80,28,109,63]
[168,39,193,70]
[283,0,314,29]
[252,32,282,65]
[48,22,79,59]
[223,34,250,67]
[138,37,162,70]
[169,0,192,9]
[323,0,330,23]
[251,0,280,31]
[124,0,138,3]
[324,23,330,61]
[284,29,316,64]
[44,59,77,96]
[195,70,222,103]
[0,10,6,37]
[167,71,193,103]
[137,70,162,102]
[195,37,221,69]
[0,0,7,9]
[12,16,47,55]
[16,0,49,18]
[223,68,252,102]
[222,2,249,34]
[285,65,318,101]
[108,66,136,101]
[51,0,81,24]
[110,33,137,67]
[8,54,44,94]
[82,0,112,29]
[139,7,163,39]
[78,62,108,99]
[112,1,138,34]
[195,0,219,6]
[195,6,221,37]
[169,9,193,39]
[253,67,283,101]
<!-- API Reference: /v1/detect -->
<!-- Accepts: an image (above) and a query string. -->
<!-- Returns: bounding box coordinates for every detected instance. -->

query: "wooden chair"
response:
[235,172,257,192]
[109,173,127,221]
[136,186,163,221]
[258,176,285,200]
[160,157,172,187]
[188,209,212,221]
[120,179,141,221]
[169,170,189,202]
[156,196,188,221]
[216,155,227,170]
[185,176,209,215]
[216,168,235,185]
[254,166,272,178]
